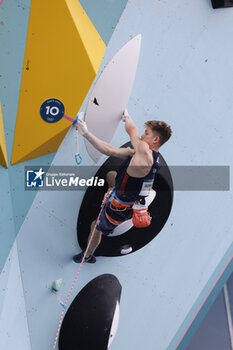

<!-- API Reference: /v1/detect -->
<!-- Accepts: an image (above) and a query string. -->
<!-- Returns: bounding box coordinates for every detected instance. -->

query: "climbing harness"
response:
[52,189,111,350]
[107,189,151,228]
[108,190,137,207]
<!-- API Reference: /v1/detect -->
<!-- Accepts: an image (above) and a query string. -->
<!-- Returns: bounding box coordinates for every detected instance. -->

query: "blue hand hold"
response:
[72,115,79,125]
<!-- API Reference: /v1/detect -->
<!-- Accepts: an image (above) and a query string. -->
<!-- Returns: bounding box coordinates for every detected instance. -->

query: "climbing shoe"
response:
[73,252,96,264]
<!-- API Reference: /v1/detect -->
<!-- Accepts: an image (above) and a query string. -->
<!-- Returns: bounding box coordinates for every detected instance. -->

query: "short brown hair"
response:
[144,120,172,146]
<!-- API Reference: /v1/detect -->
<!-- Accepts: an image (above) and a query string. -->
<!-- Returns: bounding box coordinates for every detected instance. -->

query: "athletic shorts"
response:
[96,200,133,236]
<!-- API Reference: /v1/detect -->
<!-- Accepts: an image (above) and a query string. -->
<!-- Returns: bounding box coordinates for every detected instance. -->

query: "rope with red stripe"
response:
[52,189,112,350]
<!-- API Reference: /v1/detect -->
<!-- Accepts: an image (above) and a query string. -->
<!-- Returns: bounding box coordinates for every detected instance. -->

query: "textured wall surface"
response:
[1,1,233,350]
[0,0,55,274]
[0,0,127,272]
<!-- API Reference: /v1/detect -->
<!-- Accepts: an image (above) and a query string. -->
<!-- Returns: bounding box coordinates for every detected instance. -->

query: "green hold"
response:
[52,278,63,292]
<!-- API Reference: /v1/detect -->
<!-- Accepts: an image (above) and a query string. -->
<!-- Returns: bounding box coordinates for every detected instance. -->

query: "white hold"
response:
[108,301,120,348]
[121,246,133,255]
[78,111,85,121]
[85,34,142,163]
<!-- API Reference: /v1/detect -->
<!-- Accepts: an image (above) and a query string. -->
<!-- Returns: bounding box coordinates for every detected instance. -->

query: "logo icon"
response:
[26,168,45,188]
[40,98,65,123]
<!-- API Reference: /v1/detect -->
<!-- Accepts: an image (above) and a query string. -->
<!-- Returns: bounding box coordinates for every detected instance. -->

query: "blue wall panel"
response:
[1,1,233,349]
[0,0,128,273]
[79,0,128,45]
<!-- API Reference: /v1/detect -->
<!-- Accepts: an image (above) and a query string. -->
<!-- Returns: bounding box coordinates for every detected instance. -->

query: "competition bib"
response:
[139,178,154,197]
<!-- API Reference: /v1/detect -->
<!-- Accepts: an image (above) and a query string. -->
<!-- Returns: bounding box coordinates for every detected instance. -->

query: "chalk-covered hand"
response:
[76,119,88,136]
[122,108,130,122]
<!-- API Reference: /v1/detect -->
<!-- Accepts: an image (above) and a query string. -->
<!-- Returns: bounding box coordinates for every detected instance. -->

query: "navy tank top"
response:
[114,150,161,202]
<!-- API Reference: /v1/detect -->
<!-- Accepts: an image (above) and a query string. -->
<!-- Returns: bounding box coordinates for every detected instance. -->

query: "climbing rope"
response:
[52,189,112,350]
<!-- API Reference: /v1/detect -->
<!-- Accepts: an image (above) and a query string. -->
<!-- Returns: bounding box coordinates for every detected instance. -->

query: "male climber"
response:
[73,109,172,263]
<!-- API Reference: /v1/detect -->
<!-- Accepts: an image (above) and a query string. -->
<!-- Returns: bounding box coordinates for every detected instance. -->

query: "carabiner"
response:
[75,153,82,165]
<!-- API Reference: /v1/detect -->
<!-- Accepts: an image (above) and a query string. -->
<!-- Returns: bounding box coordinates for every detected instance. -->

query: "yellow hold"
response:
[0,103,8,168]
[11,0,106,165]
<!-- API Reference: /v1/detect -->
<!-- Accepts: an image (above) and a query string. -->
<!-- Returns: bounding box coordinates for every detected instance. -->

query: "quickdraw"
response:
[74,114,82,165]
[62,113,83,165]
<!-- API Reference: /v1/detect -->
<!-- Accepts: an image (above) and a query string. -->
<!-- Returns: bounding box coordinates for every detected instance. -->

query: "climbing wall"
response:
[0,0,128,348]
[0,0,128,271]
[11,0,106,165]
[1,1,233,350]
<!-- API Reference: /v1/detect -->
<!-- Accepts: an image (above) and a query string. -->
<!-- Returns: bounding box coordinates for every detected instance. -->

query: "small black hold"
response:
[211,0,233,9]
[93,97,99,106]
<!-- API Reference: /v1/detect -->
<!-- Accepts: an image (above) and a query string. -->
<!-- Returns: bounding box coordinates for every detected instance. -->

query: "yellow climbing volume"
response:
[0,103,8,168]
[11,0,106,164]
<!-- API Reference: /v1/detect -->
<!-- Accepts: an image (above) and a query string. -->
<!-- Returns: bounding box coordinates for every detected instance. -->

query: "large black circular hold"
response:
[59,274,122,350]
[77,142,173,257]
